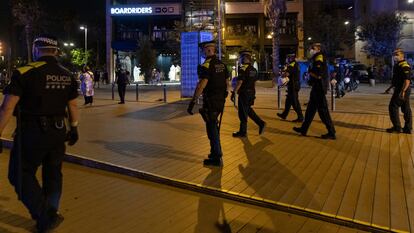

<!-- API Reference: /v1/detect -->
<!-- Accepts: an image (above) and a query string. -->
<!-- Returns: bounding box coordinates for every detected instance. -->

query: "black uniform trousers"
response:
[281,88,303,119]
[389,88,412,130]
[202,109,223,158]
[118,84,126,103]
[301,87,336,134]
[8,119,66,221]
[238,92,265,134]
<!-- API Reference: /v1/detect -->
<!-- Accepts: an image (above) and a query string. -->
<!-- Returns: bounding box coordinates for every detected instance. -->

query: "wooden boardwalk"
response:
[1,84,413,232]
[0,151,364,233]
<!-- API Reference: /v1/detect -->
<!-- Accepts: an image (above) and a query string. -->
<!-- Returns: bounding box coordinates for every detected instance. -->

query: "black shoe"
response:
[386,127,401,133]
[203,158,223,167]
[118,102,125,104]
[292,118,303,123]
[36,211,64,233]
[402,128,412,134]
[259,122,266,135]
[232,132,247,138]
[277,113,286,120]
[321,133,336,140]
[293,127,306,136]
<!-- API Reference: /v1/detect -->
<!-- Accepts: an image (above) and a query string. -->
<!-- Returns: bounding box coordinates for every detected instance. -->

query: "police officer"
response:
[293,43,336,139]
[387,48,412,134]
[0,34,79,232]
[232,50,266,137]
[277,53,303,122]
[187,40,230,167]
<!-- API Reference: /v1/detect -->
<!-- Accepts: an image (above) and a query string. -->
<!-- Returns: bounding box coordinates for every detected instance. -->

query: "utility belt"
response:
[21,115,65,131]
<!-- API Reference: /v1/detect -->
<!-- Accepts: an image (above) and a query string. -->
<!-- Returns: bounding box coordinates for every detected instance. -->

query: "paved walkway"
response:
[1,83,413,232]
[0,150,364,233]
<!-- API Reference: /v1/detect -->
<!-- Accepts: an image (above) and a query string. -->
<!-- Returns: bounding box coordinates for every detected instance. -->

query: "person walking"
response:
[80,65,94,106]
[232,50,266,137]
[293,43,336,139]
[187,40,230,167]
[386,48,412,134]
[0,34,79,232]
[116,69,129,104]
[277,53,303,122]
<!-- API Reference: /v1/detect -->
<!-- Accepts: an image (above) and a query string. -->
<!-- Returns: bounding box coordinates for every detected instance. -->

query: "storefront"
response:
[106,0,183,83]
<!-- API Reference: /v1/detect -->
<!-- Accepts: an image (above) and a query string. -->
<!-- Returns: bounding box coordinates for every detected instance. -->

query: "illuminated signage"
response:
[110,4,181,16]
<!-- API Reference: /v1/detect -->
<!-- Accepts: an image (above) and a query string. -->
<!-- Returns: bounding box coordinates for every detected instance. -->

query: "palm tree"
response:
[263,0,286,77]
[11,0,42,63]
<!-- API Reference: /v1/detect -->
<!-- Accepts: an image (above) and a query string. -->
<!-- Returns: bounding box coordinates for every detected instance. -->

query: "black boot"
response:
[259,122,266,135]
[386,127,401,133]
[203,158,223,167]
[277,113,286,120]
[293,127,306,136]
[321,132,336,140]
[232,132,247,138]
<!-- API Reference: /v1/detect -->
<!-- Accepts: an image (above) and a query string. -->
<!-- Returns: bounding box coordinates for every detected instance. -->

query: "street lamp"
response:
[409,0,413,3]
[344,21,350,25]
[80,25,88,63]
[63,42,75,47]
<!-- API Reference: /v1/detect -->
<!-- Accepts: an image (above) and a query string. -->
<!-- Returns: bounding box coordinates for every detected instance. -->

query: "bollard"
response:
[111,83,115,100]
[331,84,336,111]
[136,83,139,102]
[163,84,167,103]
[277,86,282,109]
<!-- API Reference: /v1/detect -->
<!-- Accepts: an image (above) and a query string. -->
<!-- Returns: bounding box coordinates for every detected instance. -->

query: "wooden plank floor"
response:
[0,152,364,233]
[1,84,413,232]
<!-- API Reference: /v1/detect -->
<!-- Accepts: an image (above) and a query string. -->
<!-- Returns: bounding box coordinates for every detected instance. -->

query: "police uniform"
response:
[233,51,265,137]
[4,36,78,231]
[192,41,229,166]
[277,54,303,122]
[293,51,336,139]
[388,60,412,133]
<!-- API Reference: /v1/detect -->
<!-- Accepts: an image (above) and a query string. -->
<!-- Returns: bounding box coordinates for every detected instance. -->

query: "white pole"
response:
[85,27,88,63]
[217,0,222,60]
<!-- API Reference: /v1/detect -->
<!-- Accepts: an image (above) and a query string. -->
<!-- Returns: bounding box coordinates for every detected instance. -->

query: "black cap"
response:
[287,53,296,58]
[239,50,252,57]
[199,40,216,49]
[33,34,58,48]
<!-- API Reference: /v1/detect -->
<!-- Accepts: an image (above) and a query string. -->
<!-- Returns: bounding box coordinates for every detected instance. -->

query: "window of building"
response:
[226,18,258,37]
[402,21,414,38]
[265,13,297,36]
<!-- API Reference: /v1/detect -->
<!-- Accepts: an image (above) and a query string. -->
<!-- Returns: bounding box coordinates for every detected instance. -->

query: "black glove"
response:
[67,127,79,146]
[224,91,229,98]
[187,100,196,115]
[230,91,235,103]
[0,139,3,153]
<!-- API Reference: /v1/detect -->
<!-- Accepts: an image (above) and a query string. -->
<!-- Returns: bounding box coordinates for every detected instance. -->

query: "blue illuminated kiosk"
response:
[180,31,214,97]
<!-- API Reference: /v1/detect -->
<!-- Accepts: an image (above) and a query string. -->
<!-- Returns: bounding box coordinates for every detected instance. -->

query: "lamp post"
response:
[80,26,88,63]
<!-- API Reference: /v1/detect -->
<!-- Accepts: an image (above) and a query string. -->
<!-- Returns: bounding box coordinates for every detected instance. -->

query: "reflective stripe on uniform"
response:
[202,59,211,68]
[315,55,324,62]
[17,61,47,75]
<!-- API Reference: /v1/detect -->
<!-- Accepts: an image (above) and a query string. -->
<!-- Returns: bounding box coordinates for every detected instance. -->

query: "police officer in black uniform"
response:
[293,43,336,139]
[0,35,79,232]
[386,48,412,134]
[232,50,266,137]
[277,53,303,122]
[187,40,230,167]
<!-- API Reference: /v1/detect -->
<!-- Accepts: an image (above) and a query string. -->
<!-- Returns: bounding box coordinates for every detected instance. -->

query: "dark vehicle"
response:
[350,63,369,83]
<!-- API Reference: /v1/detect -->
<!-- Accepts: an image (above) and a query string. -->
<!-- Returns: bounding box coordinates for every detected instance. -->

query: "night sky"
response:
[0,0,106,56]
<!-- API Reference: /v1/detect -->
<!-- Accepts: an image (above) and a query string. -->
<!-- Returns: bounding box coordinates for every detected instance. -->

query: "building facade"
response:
[224,0,304,71]
[354,0,414,65]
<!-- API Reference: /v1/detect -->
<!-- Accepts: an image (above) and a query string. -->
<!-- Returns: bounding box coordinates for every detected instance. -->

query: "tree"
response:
[11,0,42,63]
[306,14,355,59]
[356,12,407,63]
[136,36,156,83]
[70,48,92,68]
[263,0,286,77]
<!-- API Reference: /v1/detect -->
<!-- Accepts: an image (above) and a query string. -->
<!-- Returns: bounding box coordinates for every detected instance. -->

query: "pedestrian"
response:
[93,69,100,88]
[80,65,94,106]
[386,48,412,134]
[293,43,336,139]
[231,50,266,137]
[0,34,79,232]
[187,40,230,167]
[277,53,303,122]
[115,69,129,104]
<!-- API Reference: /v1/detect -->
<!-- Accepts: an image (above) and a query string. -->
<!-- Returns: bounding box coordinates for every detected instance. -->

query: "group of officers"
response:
[187,40,412,167]
[0,34,411,233]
